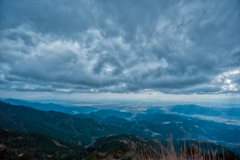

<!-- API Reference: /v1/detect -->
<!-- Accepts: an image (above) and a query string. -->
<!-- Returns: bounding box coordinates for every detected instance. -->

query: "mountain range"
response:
[0,99,240,159]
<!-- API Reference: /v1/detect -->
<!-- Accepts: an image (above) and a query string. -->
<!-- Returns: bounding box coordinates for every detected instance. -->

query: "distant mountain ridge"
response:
[169,104,222,116]
[73,109,133,122]
[0,98,98,114]
[225,107,240,118]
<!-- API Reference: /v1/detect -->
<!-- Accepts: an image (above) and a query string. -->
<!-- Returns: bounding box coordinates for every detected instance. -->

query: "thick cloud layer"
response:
[0,0,240,94]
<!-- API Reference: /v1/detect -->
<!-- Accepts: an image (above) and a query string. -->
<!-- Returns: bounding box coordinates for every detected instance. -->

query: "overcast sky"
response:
[0,0,240,102]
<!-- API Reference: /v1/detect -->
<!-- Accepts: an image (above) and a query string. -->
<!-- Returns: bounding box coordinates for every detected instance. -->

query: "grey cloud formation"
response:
[0,0,240,95]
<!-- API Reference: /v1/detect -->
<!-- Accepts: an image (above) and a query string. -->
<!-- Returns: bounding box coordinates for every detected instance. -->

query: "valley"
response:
[0,99,240,159]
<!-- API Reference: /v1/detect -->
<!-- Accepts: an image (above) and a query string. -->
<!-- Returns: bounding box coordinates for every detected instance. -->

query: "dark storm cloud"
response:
[0,0,240,94]
[92,53,124,75]
[5,31,35,47]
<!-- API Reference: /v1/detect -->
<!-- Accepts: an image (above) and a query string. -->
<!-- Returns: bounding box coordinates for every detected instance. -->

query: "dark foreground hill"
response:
[0,127,86,160]
[1,128,239,160]
[85,134,240,160]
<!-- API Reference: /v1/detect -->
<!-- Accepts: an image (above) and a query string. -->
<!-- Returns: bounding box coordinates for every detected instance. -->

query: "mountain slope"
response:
[85,134,239,160]
[89,109,133,119]
[0,127,86,160]
[132,113,240,143]
[103,116,129,125]
[225,107,240,118]
[0,101,126,145]
[73,113,103,122]
[1,128,238,160]
[1,101,240,147]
